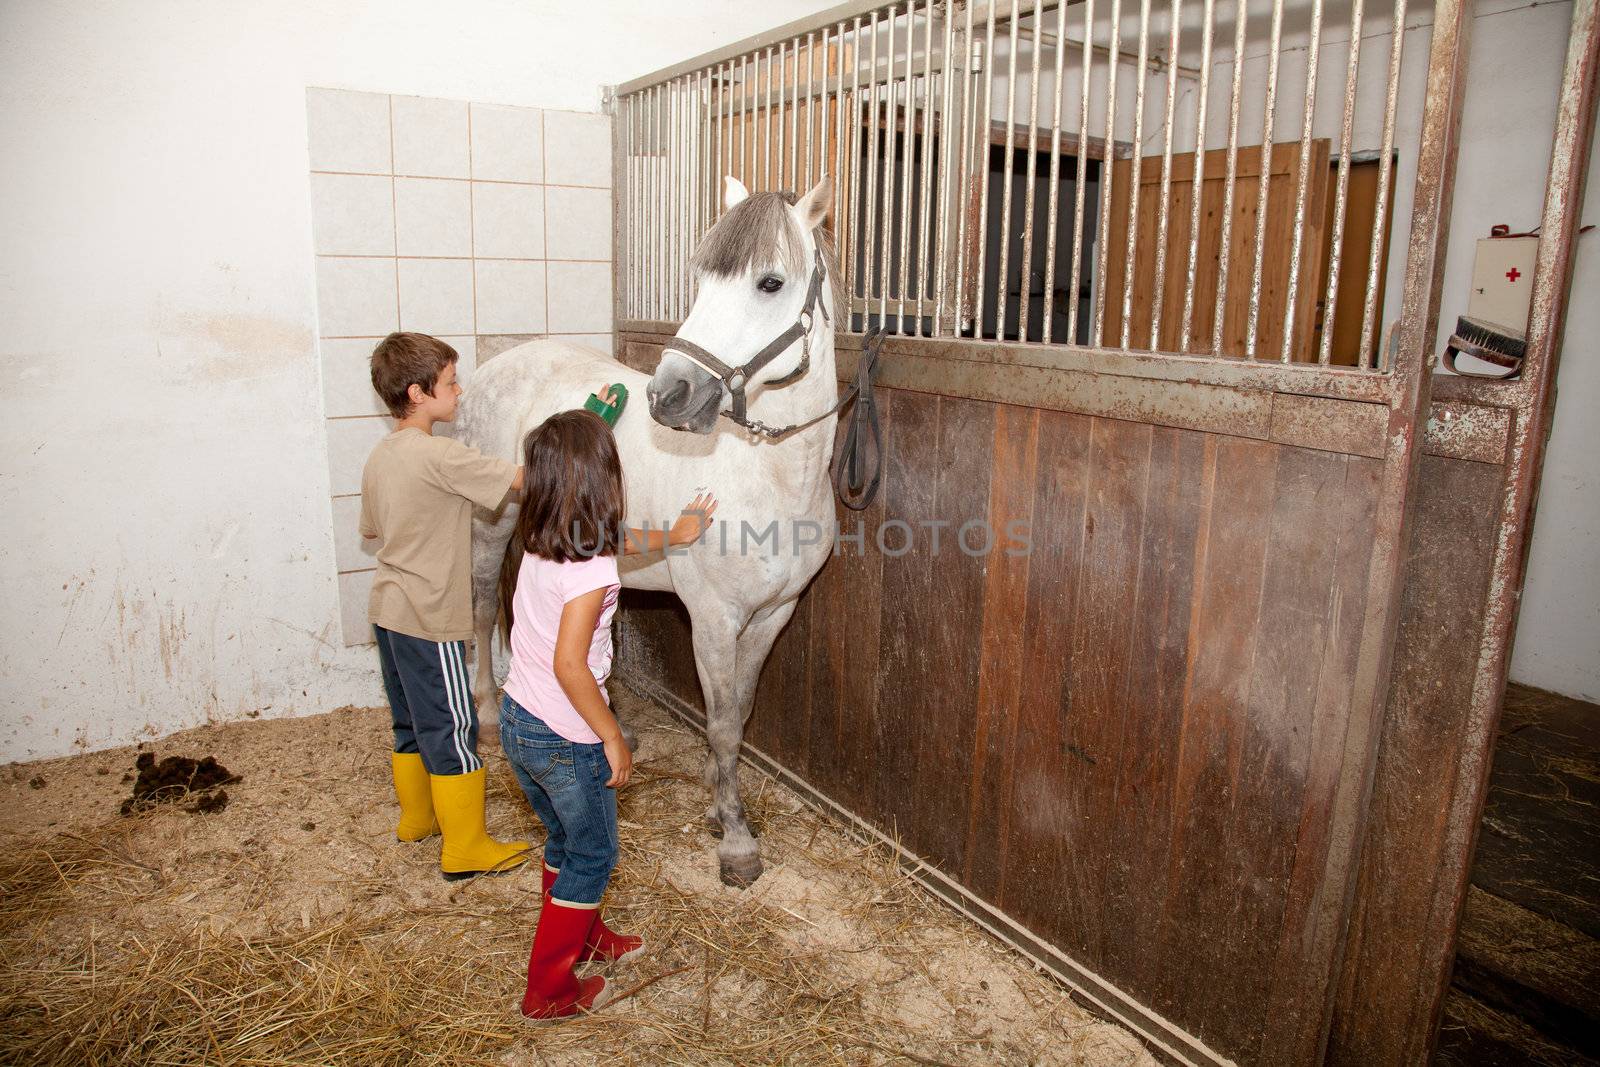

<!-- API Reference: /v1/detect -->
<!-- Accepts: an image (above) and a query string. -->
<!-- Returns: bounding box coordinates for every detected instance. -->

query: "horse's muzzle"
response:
[647,372,722,434]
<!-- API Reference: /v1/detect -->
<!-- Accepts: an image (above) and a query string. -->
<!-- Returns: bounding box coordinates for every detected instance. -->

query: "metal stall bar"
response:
[1017,0,1045,343]
[851,14,868,316]
[865,9,884,319]
[1148,0,1182,349]
[807,31,818,189]
[1065,0,1094,345]
[954,0,978,334]
[763,47,774,189]
[792,36,804,190]
[879,6,900,324]
[1210,0,1247,356]
[1245,0,1285,358]
[934,0,957,337]
[897,4,917,328]
[1118,0,1152,349]
[1040,0,1069,344]
[996,0,1021,343]
[1318,0,1365,365]
[1278,0,1323,362]
[1360,0,1408,369]
[1091,0,1122,345]
[1178,0,1214,354]
[914,0,938,335]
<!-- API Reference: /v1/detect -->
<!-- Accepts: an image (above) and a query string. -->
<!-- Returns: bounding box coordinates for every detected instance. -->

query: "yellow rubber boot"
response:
[391,752,440,841]
[430,768,529,881]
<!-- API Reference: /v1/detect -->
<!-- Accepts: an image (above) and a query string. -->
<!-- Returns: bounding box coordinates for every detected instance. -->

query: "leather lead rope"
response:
[833,327,884,511]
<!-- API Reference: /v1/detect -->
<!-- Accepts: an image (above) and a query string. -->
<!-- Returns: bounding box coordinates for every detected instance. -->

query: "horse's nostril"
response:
[657,380,689,411]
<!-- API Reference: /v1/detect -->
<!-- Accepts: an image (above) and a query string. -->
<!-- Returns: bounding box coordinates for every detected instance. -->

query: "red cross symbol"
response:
[1506,267,1522,282]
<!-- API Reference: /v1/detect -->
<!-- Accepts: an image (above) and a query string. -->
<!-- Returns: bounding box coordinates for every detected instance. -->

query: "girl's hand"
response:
[668,492,718,545]
[601,732,633,788]
[593,384,617,406]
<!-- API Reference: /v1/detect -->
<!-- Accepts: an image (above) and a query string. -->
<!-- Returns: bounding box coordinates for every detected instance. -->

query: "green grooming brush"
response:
[583,383,628,427]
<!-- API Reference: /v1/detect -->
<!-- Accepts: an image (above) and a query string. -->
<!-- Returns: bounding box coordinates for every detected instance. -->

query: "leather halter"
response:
[660,249,833,439]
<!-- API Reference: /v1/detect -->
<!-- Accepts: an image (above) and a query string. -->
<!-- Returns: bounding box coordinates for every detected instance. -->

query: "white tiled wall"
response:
[307,87,613,646]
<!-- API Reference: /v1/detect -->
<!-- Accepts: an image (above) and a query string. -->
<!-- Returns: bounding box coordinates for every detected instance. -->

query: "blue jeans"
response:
[499,693,618,905]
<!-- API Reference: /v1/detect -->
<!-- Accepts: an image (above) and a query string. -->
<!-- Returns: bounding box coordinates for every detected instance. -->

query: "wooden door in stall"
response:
[1101,140,1331,360]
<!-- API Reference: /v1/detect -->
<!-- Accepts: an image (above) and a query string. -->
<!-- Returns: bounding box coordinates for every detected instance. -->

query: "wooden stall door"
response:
[1101,141,1331,360]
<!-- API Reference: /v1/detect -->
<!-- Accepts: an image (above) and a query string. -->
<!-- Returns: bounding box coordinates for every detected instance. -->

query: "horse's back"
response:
[458,338,646,460]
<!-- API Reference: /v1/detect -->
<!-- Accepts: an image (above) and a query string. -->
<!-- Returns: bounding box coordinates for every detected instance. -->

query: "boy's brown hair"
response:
[370,333,458,419]
[498,411,626,643]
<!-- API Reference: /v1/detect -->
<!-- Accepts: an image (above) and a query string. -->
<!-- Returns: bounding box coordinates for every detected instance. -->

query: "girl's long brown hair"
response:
[498,410,625,644]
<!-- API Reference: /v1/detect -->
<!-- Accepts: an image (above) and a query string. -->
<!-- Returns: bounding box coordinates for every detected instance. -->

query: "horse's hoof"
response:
[718,855,763,889]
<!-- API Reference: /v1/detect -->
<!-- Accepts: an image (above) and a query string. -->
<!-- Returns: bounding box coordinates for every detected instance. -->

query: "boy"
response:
[360,332,528,881]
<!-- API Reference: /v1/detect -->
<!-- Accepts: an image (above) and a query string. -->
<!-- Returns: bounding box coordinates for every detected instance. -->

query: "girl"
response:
[497,402,715,1021]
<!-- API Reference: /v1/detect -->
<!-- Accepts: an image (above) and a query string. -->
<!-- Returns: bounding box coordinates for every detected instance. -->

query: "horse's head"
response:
[647,176,835,434]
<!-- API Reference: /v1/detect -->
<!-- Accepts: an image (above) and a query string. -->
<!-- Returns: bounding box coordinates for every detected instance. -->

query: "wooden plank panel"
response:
[914,394,996,876]
[1204,446,1355,1062]
[1153,436,1278,1050]
[962,404,1040,904]
[873,390,940,840]
[1260,453,1383,1063]
[1327,454,1504,1065]
[998,409,1094,933]
[1104,425,1210,997]
[1269,394,1388,458]
[1057,417,1156,970]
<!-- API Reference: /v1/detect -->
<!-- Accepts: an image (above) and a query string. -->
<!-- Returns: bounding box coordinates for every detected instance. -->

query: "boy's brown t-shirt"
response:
[359,428,517,643]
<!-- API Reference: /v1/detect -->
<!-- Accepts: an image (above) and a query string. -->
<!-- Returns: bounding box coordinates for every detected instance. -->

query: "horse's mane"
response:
[692,190,845,311]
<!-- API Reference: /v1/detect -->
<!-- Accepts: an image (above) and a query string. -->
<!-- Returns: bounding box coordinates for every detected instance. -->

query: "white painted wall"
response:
[0,0,840,761]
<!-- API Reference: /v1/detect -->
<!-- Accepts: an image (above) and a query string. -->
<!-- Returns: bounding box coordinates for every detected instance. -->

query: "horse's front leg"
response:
[699,599,799,888]
[469,508,515,726]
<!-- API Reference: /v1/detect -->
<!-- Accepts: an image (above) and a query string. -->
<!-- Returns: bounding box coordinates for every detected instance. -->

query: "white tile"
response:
[474,260,546,334]
[472,182,544,259]
[565,333,615,356]
[332,494,380,572]
[543,110,612,187]
[309,173,393,256]
[394,177,471,257]
[326,415,393,496]
[544,186,611,261]
[320,337,386,418]
[546,261,612,333]
[392,95,469,179]
[315,257,397,337]
[338,568,377,647]
[306,88,391,174]
[398,258,475,335]
[470,103,543,182]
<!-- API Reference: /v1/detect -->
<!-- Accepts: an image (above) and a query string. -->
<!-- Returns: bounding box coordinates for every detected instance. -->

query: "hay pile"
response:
[0,688,1154,1067]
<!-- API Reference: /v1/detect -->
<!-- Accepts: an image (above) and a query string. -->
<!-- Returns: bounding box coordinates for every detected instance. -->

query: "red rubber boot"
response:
[543,862,645,965]
[519,895,607,1021]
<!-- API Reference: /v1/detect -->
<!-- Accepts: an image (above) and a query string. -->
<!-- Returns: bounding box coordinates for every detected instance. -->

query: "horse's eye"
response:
[757,275,784,293]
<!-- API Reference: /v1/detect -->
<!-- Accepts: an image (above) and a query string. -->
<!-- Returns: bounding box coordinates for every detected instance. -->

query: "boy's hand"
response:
[593,384,617,406]
[601,731,633,788]
[668,492,718,545]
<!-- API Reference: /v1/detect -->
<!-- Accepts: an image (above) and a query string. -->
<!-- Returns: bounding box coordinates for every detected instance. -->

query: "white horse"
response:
[458,176,840,888]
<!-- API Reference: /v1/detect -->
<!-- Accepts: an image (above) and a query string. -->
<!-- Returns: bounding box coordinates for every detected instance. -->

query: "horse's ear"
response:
[794,175,833,231]
[723,175,750,211]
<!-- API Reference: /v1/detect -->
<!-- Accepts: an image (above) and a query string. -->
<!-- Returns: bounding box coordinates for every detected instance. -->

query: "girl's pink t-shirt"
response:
[503,552,621,744]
